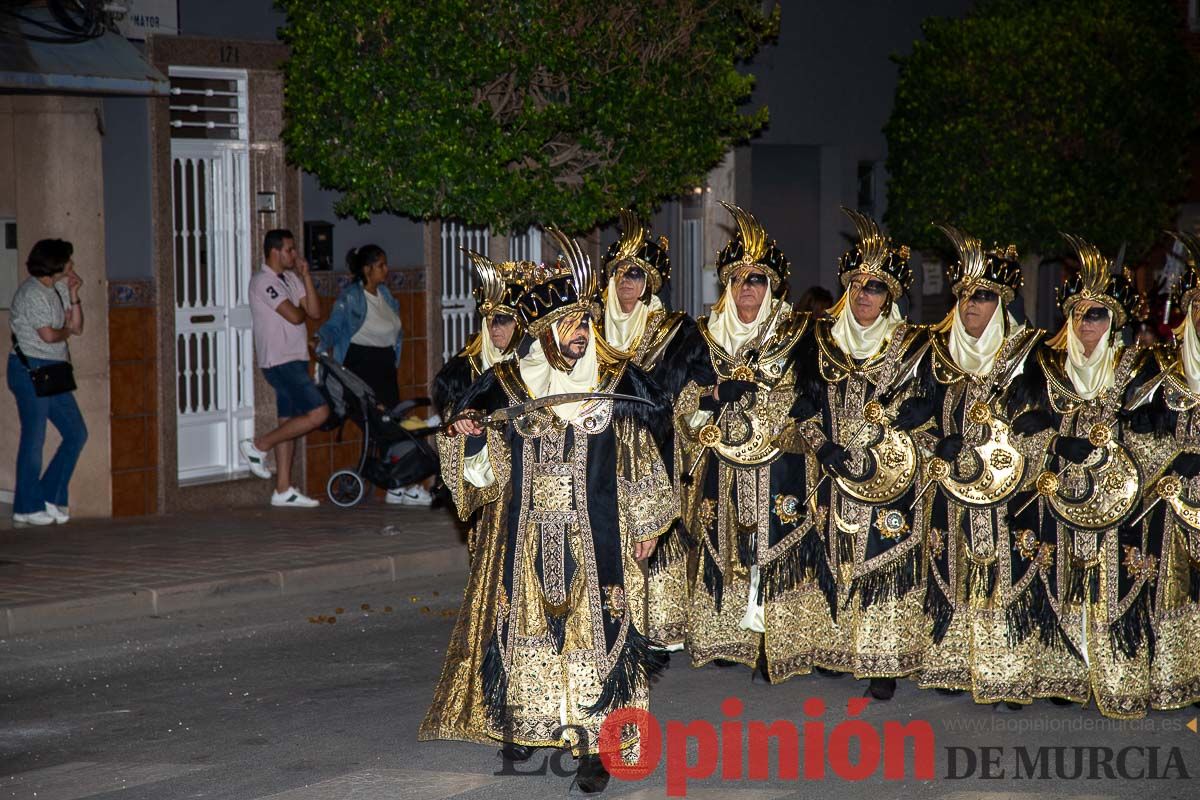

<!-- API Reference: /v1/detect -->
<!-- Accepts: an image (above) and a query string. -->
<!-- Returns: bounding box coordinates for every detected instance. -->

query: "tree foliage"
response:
[278,0,777,232]
[884,0,1200,258]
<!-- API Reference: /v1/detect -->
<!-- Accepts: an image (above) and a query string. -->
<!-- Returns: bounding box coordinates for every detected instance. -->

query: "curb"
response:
[1,545,470,636]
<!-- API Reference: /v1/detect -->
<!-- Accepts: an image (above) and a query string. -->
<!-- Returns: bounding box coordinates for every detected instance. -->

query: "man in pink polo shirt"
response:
[240,229,329,507]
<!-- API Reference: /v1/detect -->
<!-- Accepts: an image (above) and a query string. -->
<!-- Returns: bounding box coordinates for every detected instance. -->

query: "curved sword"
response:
[444,391,653,434]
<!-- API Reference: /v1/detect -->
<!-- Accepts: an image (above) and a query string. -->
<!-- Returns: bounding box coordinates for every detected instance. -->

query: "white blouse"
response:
[350,289,402,348]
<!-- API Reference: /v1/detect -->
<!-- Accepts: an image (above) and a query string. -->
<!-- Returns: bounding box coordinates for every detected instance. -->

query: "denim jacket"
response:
[317,281,403,366]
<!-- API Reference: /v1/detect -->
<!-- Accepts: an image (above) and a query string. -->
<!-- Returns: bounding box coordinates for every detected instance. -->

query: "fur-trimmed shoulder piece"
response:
[615,362,673,459]
[433,352,475,417]
[792,325,823,407]
[1124,351,1173,436]
[452,367,508,417]
[654,315,716,397]
[1005,344,1050,418]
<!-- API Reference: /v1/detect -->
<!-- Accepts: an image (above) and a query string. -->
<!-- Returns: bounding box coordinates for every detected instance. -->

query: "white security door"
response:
[440,222,489,362]
[680,217,705,317]
[169,67,255,482]
[509,225,542,263]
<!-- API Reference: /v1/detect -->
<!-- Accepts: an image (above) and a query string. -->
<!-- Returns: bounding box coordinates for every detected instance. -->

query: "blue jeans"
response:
[7,352,88,514]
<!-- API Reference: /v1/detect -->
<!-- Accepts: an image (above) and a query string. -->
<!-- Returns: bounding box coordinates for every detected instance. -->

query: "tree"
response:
[277,1,778,233]
[883,0,1200,259]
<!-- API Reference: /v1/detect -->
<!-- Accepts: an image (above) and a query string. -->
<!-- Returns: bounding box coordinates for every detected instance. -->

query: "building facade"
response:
[1,0,982,518]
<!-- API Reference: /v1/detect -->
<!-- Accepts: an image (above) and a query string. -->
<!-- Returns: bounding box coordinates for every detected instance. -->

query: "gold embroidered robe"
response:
[677,310,837,681]
[427,357,676,755]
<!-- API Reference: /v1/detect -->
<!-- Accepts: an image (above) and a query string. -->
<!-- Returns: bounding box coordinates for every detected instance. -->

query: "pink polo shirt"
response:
[249,267,310,368]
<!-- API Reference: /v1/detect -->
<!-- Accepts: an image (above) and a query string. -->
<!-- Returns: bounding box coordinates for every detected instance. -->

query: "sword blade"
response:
[485,392,653,422]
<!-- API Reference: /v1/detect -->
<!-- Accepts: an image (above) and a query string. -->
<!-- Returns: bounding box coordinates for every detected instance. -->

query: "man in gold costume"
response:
[1007,234,1165,718]
[1125,230,1200,711]
[793,208,932,701]
[913,225,1044,710]
[676,202,830,683]
[425,228,675,794]
[598,210,713,653]
[419,253,531,753]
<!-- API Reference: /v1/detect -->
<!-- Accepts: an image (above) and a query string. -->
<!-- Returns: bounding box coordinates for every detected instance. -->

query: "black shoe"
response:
[1047,697,1074,707]
[866,677,896,701]
[935,688,964,696]
[498,742,536,763]
[993,701,1023,713]
[815,666,846,678]
[712,658,738,668]
[570,754,610,795]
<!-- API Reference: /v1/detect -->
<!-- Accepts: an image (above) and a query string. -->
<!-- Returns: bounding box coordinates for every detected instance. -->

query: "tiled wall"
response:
[304,268,430,500]
[108,280,158,517]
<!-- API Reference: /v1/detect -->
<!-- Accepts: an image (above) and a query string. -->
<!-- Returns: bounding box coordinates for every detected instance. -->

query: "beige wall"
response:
[0,95,112,518]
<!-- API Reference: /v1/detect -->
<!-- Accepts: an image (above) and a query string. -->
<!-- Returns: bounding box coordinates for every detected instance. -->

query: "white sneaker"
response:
[13,511,55,526]
[271,487,320,508]
[240,439,271,479]
[44,503,69,524]
[386,485,433,506]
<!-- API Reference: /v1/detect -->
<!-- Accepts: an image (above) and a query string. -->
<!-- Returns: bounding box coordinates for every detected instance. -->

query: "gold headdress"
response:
[837,208,912,298]
[1057,233,1145,329]
[515,226,599,336]
[715,202,790,288]
[603,209,670,293]
[935,223,1022,302]
[1168,230,1200,311]
[463,249,531,319]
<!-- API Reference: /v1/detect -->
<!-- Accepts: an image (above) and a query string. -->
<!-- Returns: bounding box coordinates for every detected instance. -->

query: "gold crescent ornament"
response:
[1042,438,1142,531]
[933,416,1028,508]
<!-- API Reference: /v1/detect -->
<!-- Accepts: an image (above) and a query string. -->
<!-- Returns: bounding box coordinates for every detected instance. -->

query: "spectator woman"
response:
[796,284,834,317]
[317,245,429,506]
[7,239,88,525]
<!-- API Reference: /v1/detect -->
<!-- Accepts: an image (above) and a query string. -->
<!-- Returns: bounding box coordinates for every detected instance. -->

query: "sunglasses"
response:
[854,279,890,296]
[1077,306,1110,323]
[963,289,999,305]
[490,313,515,326]
[736,272,770,287]
[617,266,647,283]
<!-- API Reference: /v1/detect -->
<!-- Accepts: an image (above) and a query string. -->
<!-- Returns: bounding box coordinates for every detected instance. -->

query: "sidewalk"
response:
[0,503,469,636]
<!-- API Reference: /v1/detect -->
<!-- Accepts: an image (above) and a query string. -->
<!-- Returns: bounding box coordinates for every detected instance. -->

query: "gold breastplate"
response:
[926,329,1039,508]
[834,400,920,504]
[934,405,1027,508]
[818,319,926,503]
[697,310,809,467]
[1034,348,1144,530]
[1038,427,1142,531]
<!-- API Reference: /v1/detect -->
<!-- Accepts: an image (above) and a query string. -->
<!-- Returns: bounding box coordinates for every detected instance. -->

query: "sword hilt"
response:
[442,409,489,437]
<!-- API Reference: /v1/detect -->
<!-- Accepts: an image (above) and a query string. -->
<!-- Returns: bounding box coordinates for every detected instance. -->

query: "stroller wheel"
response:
[327,470,365,508]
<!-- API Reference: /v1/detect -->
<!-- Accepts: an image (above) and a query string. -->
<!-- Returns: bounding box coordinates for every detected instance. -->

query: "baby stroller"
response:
[315,352,441,508]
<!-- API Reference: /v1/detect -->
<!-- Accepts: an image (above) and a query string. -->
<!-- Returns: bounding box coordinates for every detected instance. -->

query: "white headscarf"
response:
[518,318,599,421]
[478,323,512,371]
[1181,314,1200,393]
[949,302,1009,376]
[1065,317,1116,400]
[708,283,779,357]
[603,276,662,352]
[830,289,904,360]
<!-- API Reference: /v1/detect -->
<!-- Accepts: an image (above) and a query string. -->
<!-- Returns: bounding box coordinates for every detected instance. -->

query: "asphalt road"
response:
[2,569,1198,799]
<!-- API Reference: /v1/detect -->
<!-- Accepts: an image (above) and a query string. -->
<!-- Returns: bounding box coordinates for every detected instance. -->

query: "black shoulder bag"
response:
[12,335,76,396]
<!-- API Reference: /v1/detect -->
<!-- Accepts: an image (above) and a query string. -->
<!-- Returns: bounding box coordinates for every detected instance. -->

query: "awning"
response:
[0,7,169,96]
